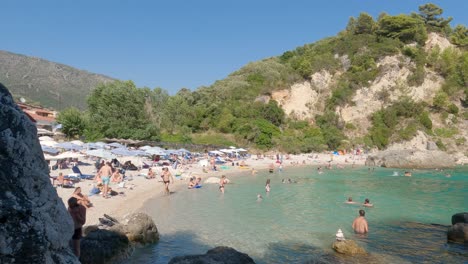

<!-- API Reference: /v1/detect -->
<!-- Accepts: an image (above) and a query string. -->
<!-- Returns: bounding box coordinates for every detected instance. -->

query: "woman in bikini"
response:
[219,175,227,193]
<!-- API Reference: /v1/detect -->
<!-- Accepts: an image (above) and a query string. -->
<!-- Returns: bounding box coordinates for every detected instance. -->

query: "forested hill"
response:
[0,50,115,110]
[36,4,468,156]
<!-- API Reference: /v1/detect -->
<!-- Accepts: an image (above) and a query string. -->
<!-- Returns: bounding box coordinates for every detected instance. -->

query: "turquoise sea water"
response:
[129,166,467,263]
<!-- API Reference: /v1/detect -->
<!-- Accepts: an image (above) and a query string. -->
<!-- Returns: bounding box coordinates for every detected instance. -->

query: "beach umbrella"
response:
[145,147,166,156]
[177,148,191,153]
[55,142,83,151]
[44,154,61,160]
[41,145,59,154]
[139,145,152,150]
[107,142,126,148]
[235,148,248,152]
[55,151,85,159]
[69,140,84,146]
[111,147,134,156]
[86,149,116,160]
[39,136,54,141]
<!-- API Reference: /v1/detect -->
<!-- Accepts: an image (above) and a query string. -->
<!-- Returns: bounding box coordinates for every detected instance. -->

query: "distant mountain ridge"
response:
[0,50,116,110]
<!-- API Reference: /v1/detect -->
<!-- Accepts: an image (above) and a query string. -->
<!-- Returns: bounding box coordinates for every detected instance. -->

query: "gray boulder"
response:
[0,83,78,263]
[118,213,159,244]
[426,141,438,151]
[447,223,468,244]
[80,229,133,264]
[365,149,456,169]
[169,246,256,264]
[331,240,366,255]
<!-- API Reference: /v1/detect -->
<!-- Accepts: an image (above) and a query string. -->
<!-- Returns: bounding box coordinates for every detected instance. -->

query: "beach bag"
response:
[89,187,100,196]
[118,182,126,188]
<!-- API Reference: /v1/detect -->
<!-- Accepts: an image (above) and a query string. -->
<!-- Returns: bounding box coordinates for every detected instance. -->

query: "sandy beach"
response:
[54,153,367,226]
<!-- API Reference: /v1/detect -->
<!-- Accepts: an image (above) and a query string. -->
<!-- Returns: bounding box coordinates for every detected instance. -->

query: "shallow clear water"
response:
[128,166,467,263]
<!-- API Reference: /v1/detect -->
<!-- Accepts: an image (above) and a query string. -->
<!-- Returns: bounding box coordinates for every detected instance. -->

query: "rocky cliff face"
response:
[0,83,79,263]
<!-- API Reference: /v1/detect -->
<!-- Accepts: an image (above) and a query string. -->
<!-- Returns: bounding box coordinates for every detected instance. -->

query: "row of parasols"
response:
[39,136,191,161]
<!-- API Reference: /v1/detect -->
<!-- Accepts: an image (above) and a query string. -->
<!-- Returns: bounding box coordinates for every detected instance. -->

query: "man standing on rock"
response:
[68,197,86,258]
[352,209,369,234]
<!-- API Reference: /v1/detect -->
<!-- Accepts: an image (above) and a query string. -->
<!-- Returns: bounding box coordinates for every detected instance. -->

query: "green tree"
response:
[418,3,452,31]
[87,80,160,140]
[450,25,468,47]
[377,14,428,44]
[56,107,87,139]
[354,13,377,35]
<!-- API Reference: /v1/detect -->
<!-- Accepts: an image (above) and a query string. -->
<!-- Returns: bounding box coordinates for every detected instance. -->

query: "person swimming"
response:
[345,197,358,204]
[404,171,412,177]
[257,194,263,201]
[363,198,373,207]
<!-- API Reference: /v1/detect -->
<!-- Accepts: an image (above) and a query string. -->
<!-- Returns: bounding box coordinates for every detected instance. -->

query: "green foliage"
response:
[436,139,447,151]
[367,99,425,148]
[316,111,346,149]
[418,3,453,32]
[434,127,458,138]
[402,46,426,86]
[56,107,87,139]
[87,81,160,140]
[433,90,449,110]
[419,111,433,129]
[377,14,427,45]
[353,13,377,35]
[450,25,468,47]
[191,133,236,146]
[447,103,459,114]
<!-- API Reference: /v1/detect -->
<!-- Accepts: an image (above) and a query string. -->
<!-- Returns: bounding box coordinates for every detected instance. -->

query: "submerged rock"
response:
[365,149,456,169]
[448,213,468,244]
[0,83,78,263]
[80,229,133,264]
[168,246,256,264]
[332,240,366,255]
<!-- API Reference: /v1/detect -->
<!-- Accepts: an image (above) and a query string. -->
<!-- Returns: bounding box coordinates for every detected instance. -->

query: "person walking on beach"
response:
[68,197,86,258]
[265,179,271,193]
[162,167,174,195]
[98,162,112,198]
[219,175,227,193]
[352,209,369,234]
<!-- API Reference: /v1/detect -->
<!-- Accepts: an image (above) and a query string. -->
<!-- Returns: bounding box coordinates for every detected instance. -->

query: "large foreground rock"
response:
[448,213,468,244]
[365,149,456,169]
[332,240,366,255]
[80,229,133,264]
[0,83,78,263]
[168,246,256,264]
[111,213,159,244]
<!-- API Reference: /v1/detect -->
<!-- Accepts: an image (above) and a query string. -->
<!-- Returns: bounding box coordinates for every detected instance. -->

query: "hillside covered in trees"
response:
[55,3,467,154]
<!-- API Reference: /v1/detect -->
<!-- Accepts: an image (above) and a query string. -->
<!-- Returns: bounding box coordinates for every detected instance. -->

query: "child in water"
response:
[265,179,271,193]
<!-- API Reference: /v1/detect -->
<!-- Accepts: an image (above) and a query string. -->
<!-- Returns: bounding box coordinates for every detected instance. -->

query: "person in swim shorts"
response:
[219,175,227,193]
[98,162,113,198]
[161,167,174,195]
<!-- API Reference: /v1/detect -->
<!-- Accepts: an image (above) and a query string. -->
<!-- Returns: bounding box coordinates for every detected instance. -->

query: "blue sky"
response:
[2,0,467,94]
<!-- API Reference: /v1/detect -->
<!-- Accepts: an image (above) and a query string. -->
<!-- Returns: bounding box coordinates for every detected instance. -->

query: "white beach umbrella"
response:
[40,140,58,147]
[69,140,85,146]
[86,149,116,160]
[55,151,85,159]
[39,136,54,141]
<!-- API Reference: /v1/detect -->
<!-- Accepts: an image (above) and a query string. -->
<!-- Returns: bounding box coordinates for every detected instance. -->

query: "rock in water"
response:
[447,223,468,244]
[365,149,455,169]
[0,83,79,263]
[169,246,256,264]
[332,240,366,255]
[451,212,468,225]
[111,213,159,244]
[80,229,133,264]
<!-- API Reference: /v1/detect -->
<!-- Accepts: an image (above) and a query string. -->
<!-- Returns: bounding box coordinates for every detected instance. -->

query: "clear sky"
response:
[2,0,467,94]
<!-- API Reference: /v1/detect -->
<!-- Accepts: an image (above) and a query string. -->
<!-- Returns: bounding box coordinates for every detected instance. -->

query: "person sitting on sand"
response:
[111,169,122,183]
[195,177,202,186]
[188,178,196,189]
[146,168,156,179]
[345,197,358,204]
[239,160,248,167]
[363,198,373,207]
[57,172,74,187]
[72,187,92,208]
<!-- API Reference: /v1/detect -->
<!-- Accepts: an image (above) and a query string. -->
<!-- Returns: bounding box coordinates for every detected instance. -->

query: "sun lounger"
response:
[70,166,94,180]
